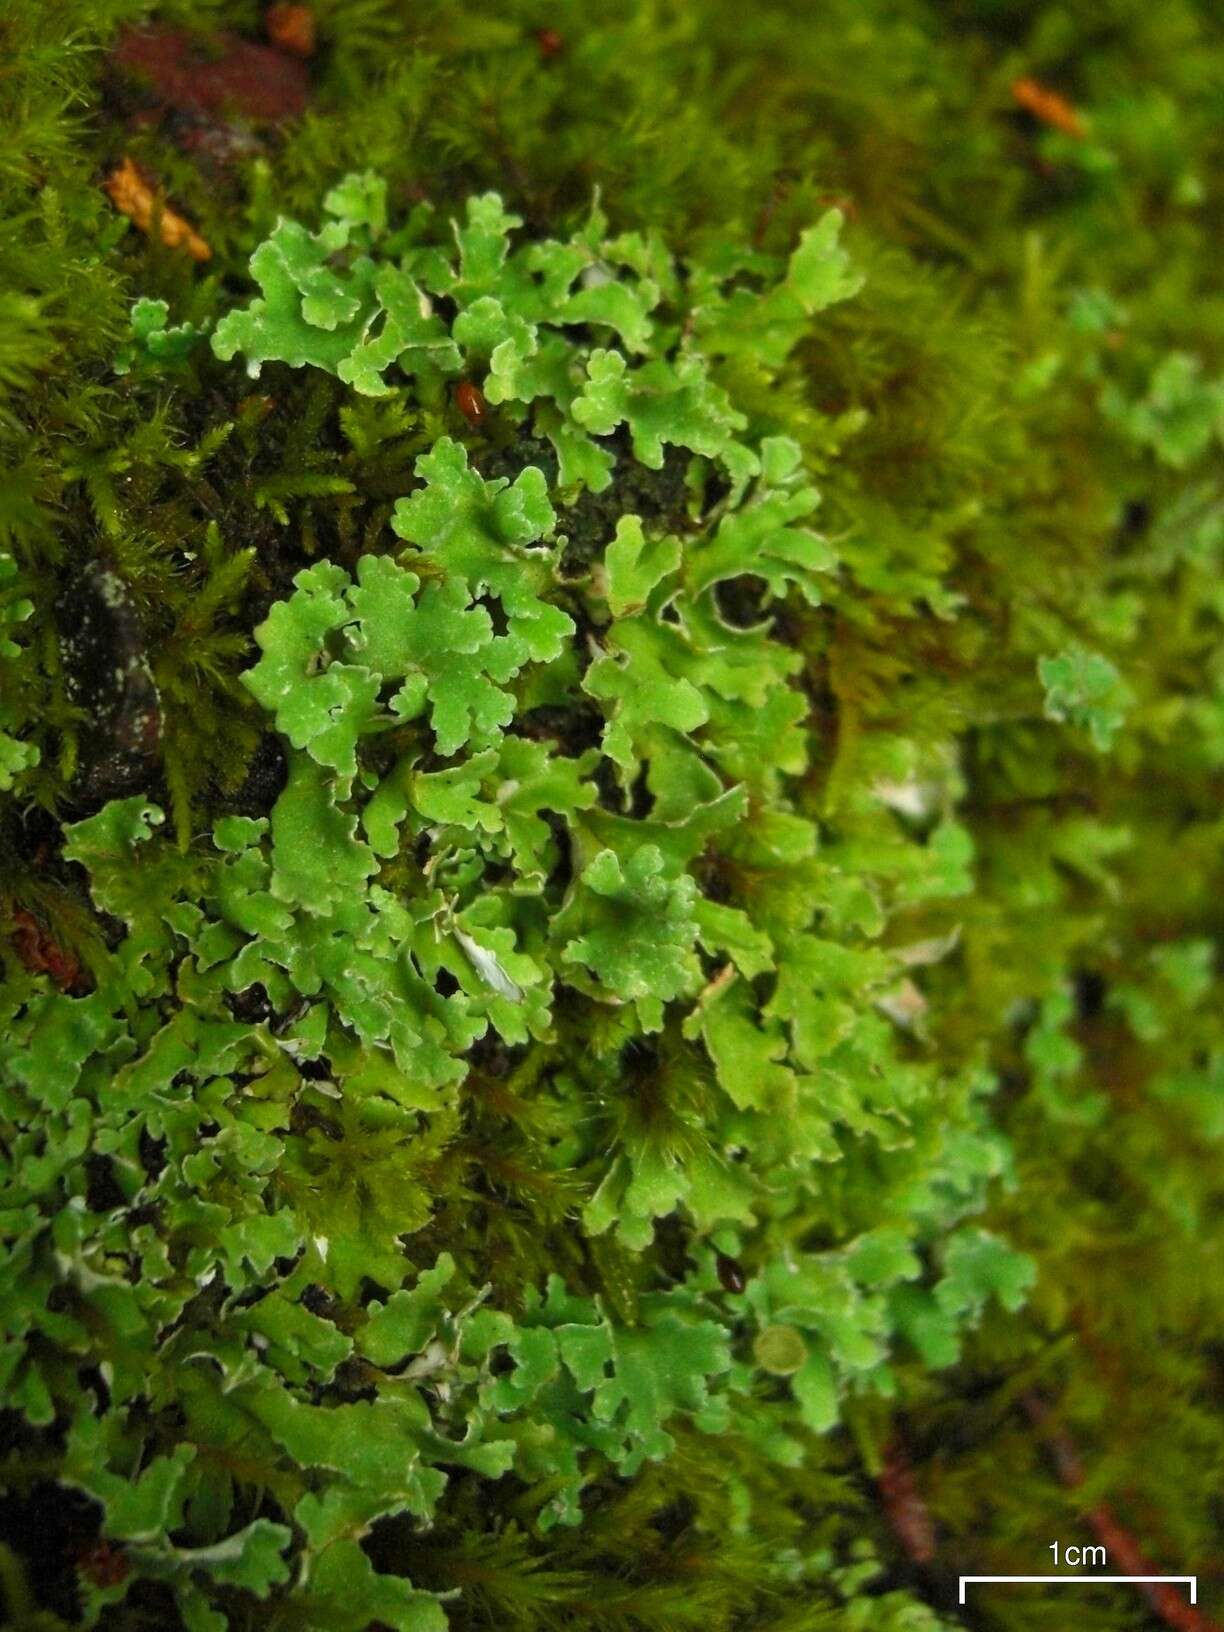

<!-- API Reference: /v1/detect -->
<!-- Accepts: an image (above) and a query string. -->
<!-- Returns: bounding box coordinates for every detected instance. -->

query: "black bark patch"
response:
[57,565,161,802]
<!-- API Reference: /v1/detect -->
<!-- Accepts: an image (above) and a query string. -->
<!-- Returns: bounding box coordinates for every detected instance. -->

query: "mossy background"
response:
[2,1,1222,1629]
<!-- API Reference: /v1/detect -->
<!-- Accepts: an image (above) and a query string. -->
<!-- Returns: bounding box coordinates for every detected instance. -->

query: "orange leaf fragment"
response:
[266,4,316,59]
[1011,76,1085,139]
[103,157,211,261]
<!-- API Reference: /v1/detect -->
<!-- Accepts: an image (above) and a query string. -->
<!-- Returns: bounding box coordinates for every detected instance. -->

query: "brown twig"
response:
[877,1435,937,1564]
[1022,1392,1219,1632]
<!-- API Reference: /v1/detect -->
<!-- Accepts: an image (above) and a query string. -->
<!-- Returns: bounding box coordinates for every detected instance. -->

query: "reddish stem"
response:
[1022,1393,1218,1632]
[878,1436,937,1564]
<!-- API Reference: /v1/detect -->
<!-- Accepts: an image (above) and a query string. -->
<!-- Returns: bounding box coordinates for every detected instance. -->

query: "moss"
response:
[1,2,1223,1630]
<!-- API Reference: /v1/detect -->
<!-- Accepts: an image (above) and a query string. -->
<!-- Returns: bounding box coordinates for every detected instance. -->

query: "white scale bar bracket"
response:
[959,1575,1197,1605]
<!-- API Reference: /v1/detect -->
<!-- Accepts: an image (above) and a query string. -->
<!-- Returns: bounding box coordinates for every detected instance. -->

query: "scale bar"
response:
[959,1575,1197,1605]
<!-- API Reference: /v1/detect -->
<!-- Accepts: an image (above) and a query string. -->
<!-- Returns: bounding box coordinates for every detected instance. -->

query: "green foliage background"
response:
[1,2,1222,1629]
